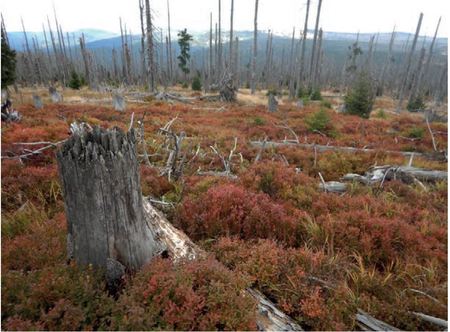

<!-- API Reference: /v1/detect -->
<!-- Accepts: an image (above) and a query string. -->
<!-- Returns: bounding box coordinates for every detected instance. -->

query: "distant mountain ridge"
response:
[6,28,447,52]
[6,29,119,50]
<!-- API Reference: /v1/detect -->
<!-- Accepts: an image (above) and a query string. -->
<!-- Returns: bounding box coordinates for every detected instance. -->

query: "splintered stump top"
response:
[57,126,162,272]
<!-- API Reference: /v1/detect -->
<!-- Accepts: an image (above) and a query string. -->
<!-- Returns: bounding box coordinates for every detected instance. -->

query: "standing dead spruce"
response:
[56,126,163,286]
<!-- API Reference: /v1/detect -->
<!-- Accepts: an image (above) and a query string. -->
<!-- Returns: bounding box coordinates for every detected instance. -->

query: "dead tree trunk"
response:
[79,34,91,87]
[42,24,53,74]
[378,26,396,95]
[112,48,119,80]
[209,12,213,90]
[145,0,156,91]
[312,28,323,90]
[66,32,73,65]
[250,0,259,94]
[214,23,218,85]
[229,0,234,74]
[234,36,240,87]
[139,0,147,85]
[308,0,322,90]
[364,35,375,75]
[420,16,441,94]
[47,17,60,83]
[119,18,128,84]
[296,0,310,97]
[56,126,162,281]
[218,0,222,78]
[53,9,69,83]
[396,12,423,113]
[166,0,173,84]
[407,46,426,107]
[21,18,35,84]
[288,27,296,98]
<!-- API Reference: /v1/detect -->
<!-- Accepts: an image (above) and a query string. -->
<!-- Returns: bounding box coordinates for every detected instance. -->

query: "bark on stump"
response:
[268,93,278,112]
[56,126,162,287]
[219,72,237,102]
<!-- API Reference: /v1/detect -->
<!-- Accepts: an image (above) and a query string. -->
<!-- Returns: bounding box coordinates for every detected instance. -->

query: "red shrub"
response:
[239,161,317,208]
[210,237,354,330]
[140,165,174,198]
[2,213,67,271]
[112,257,256,331]
[2,161,61,212]
[1,263,114,330]
[176,184,305,246]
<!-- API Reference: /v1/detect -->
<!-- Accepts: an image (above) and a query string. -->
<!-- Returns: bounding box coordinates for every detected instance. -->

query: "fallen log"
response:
[319,181,347,193]
[410,312,448,329]
[143,199,202,261]
[247,288,303,331]
[322,165,447,194]
[142,198,303,331]
[343,166,447,185]
[386,166,448,183]
[356,309,400,331]
[155,91,195,104]
[198,94,222,102]
[250,140,447,161]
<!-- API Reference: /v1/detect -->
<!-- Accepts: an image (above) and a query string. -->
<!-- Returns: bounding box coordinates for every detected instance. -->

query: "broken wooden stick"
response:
[325,165,447,193]
[356,309,400,331]
[2,139,67,160]
[425,115,438,152]
[250,140,446,161]
[410,312,447,329]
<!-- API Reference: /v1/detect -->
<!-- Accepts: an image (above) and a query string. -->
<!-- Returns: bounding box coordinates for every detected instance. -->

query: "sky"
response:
[1,0,448,38]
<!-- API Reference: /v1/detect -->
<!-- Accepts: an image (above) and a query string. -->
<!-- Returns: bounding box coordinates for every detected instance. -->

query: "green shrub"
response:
[68,71,81,90]
[182,82,189,89]
[191,76,202,91]
[305,108,331,133]
[79,75,87,87]
[297,86,321,100]
[297,86,309,98]
[344,72,374,118]
[406,126,425,139]
[407,95,426,112]
[375,109,387,119]
[301,96,310,106]
[310,89,322,101]
[253,117,265,126]
[320,100,332,108]
[266,88,279,96]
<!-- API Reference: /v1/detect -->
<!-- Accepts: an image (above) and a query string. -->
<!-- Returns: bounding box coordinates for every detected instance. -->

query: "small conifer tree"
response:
[305,108,331,132]
[344,71,374,118]
[1,29,16,87]
[191,76,202,91]
[407,95,426,112]
[69,71,82,90]
[177,29,193,82]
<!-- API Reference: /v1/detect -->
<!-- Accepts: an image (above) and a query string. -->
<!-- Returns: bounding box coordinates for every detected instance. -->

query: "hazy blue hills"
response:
[6,28,447,53]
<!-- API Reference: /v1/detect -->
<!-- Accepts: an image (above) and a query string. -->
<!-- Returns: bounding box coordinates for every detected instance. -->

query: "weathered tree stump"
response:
[33,95,43,109]
[56,126,162,284]
[268,93,278,112]
[219,72,237,102]
[113,94,126,112]
[49,86,63,103]
[1,89,21,122]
